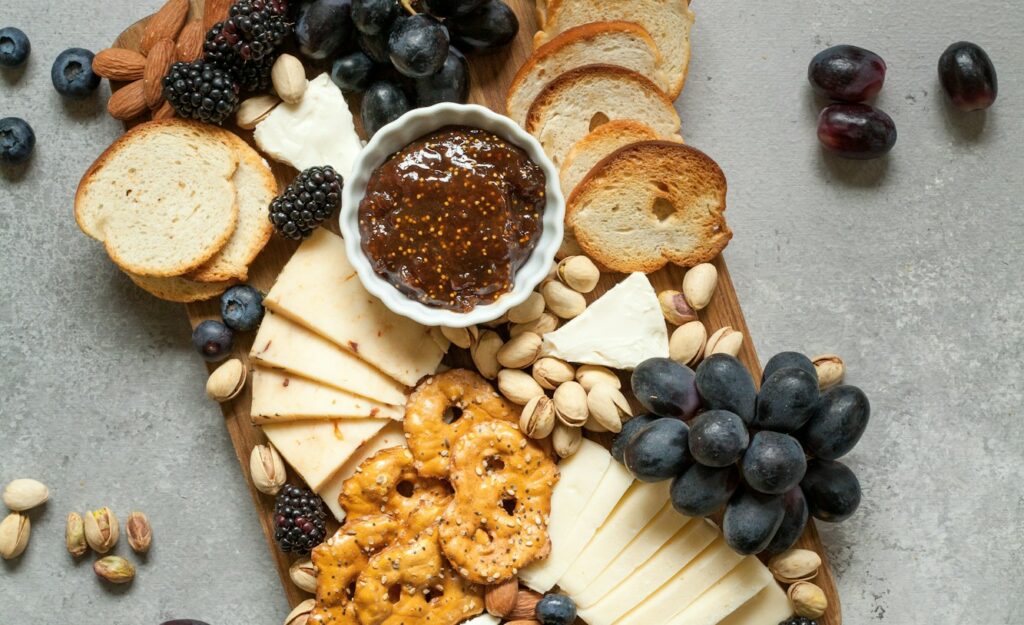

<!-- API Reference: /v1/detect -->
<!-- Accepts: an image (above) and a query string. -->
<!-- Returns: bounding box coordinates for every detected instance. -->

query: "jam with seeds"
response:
[359,126,546,312]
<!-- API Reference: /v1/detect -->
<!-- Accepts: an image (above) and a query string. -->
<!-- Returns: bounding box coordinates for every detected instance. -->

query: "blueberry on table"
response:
[688,409,749,468]
[388,14,450,78]
[192,320,234,362]
[763,487,810,555]
[631,357,700,420]
[722,488,785,556]
[422,0,487,18]
[807,44,887,103]
[0,27,30,68]
[696,354,757,424]
[754,367,819,432]
[938,41,998,111]
[352,0,400,36]
[817,103,897,160]
[160,621,212,625]
[536,593,577,625]
[801,459,861,523]
[361,80,411,137]
[623,417,692,483]
[296,0,354,61]
[762,351,816,385]
[414,47,470,106]
[799,385,870,460]
[741,431,807,495]
[0,117,35,165]
[51,48,101,99]
[610,413,657,463]
[670,463,739,518]
[331,51,377,93]
[220,285,265,332]
[447,0,519,53]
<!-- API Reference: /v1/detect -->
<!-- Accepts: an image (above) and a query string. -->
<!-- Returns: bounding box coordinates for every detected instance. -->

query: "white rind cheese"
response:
[250,367,403,423]
[716,584,793,625]
[262,418,389,491]
[317,421,406,522]
[541,272,668,369]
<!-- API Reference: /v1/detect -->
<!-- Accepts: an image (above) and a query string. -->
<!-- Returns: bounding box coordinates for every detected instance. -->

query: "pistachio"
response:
[66,512,88,558]
[582,415,609,433]
[586,383,631,433]
[510,312,559,338]
[669,321,708,366]
[429,326,449,352]
[93,555,135,584]
[575,365,621,392]
[126,511,153,554]
[557,256,601,293]
[769,548,822,584]
[812,354,845,389]
[552,422,583,458]
[532,357,575,390]
[0,513,30,560]
[471,330,504,380]
[541,281,587,319]
[705,326,744,357]
[519,395,556,439]
[545,260,559,282]
[497,332,543,369]
[658,290,698,326]
[272,53,307,104]
[250,443,287,496]
[682,263,718,310]
[290,558,318,594]
[482,313,509,329]
[441,325,479,350]
[497,369,545,406]
[2,478,50,511]
[284,598,317,625]
[206,358,247,402]
[508,292,546,324]
[236,94,280,129]
[553,381,589,427]
[84,507,119,554]
[788,581,828,618]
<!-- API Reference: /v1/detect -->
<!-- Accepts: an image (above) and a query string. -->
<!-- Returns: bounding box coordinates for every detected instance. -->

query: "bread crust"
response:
[127,272,237,303]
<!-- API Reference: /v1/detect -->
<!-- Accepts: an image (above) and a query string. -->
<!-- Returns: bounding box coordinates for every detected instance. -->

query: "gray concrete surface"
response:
[2,1,1022,623]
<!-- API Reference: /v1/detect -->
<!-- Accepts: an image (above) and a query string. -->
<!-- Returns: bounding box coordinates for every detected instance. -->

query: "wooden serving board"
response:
[115,1,841,622]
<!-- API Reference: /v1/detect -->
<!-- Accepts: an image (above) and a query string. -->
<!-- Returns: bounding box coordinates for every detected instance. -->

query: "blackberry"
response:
[269,166,343,240]
[204,22,277,92]
[203,0,290,68]
[163,60,240,125]
[779,618,818,625]
[273,485,328,554]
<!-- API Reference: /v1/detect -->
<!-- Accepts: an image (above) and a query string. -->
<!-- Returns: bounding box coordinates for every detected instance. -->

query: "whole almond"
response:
[141,0,189,54]
[144,38,176,109]
[485,579,519,618]
[204,0,235,31]
[93,48,147,81]
[272,54,308,104]
[153,100,176,120]
[507,590,542,620]
[108,80,148,120]
[176,20,206,62]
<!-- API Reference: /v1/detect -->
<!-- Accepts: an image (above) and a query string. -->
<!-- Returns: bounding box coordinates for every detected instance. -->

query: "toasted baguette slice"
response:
[525,65,681,167]
[75,119,239,277]
[567,141,731,273]
[560,120,683,194]
[189,134,278,283]
[536,0,695,98]
[507,22,667,127]
[127,272,237,303]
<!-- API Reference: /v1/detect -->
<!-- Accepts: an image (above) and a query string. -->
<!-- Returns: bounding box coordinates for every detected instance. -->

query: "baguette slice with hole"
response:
[127,273,237,303]
[525,64,681,167]
[535,0,695,98]
[567,141,731,273]
[507,21,667,127]
[560,120,683,194]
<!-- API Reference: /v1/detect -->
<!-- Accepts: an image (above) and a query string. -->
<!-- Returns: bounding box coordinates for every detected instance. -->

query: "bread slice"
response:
[127,272,237,303]
[75,119,239,277]
[536,0,695,98]
[567,141,731,273]
[525,64,681,167]
[506,21,667,127]
[560,120,683,194]
[188,134,278,283]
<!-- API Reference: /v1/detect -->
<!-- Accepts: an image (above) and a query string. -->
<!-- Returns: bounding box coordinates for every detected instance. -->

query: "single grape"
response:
[741,431,807,495]
[610,413,657,463]
[696,354,757,424]
[817,103,897,160]
[800,385,870,460]
[808,44,886,102]
[938,41,997,111]
[623,418,692,483]
[446,0,519,53]
[722,488,785,556]
[670,463,739,517]
[331,51,376,93]
[631,358,700,420]
[295,0,354,61]
[688,409,749,468]
[352,0,399,35]
[762,351,816,384]
[754,367,819,432]
[361,80,410,136]
[801,459,861,523]
[388,14,449,78]
[414,47,469,106]
[357,29,391,64]
[763,487,809,555]
[422,0,487,17]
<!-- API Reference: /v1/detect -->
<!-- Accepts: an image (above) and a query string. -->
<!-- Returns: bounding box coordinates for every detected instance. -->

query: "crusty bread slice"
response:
[560,120,683,194]
[536,0,695,98]
[75,119,239,277]
[188,134,278,283]
[567,141,731,273]
[506,21,667,127]
[525,64,681,167]
[127,272,237,303]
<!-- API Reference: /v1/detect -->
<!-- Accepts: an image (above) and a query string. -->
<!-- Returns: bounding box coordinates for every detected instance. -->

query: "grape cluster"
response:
[618,353,870,557]
[294,0,518,137]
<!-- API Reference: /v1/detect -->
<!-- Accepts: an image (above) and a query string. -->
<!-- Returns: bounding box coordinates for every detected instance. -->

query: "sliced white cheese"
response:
[519,439,612,592]
[541,272,668,370]
[716,583,793,625]
[317,421,407,522]
[251,310,407,406]
[265,229,448,387]
[667,556,774,625]
[559,480,672,596]
[262,418,389,491]
[254,73,363,181]
[250,367,403,423]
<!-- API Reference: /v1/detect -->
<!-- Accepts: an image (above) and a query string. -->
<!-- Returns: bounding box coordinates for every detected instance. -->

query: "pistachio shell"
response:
[66,512,87,558]
[552,422,582,458]
[705,326,744,357]
[510,312,559,338]
[658,290,698,326]
[788,581,828,618]
[541,281,587,319]
[682,263,718,310]
[553,381,589,427]
[126,511,153,554]
[250,443,287,495]
[769,548,822,583]
[557,256,601,293]
[532,357,575,390]
[2,478,50,511]
[0,513,30,560]
[497,369,545,406]
[575,365,621,392]
[519,395,556,439]
[290,558,318,594]
[497,332,543,369]
[236,94,280,129]
[84,507,119,554]
[508,292,546,324]
[586,383,631,433]
[93,555,135,584]
[206,358,247,402]
[812,354,845,390]
[285,598,317,625]
[441,325,479,350]
[272,54,308,104]
[669,321,708,366]
[471,330,504,380]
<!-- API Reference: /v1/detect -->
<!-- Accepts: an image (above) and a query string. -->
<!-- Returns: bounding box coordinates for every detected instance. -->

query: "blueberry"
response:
[688,409,749,468]
[763,487,809,555]
[0,27,30,68]
[220,285,265,332]
[331,51,376,93]
[0,117,35,165]
[754,367,819,432]
[722,488,785,555]
[631,357,700,420]
[799,385,870,460]
[670,463,739,517]
[762,351,816,384]
[623,417,692,483]
[536,593,577,625]
[741,431,807,495]
[192,320,234,362]
[610,413,657,463]
[695,354,757,424]
[801,459,861,523]
[51,48,101,99]
[361,80,410,137]
[388,14,449,78]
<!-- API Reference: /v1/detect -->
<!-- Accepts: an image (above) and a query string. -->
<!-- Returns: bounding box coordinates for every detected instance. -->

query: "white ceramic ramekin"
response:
[340,103,565,328]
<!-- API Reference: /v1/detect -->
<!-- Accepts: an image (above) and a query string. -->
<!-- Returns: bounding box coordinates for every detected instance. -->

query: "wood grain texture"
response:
[115,1,841,622]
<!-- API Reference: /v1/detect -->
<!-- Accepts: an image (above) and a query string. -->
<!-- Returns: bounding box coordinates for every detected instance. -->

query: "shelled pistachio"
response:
[84,507,119,554]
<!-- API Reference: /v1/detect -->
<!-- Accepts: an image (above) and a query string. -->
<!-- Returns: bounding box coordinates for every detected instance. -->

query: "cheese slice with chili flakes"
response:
[250,367,404,423]
[317,421,407,522]
[264,228,448,387]
[715,584,793,625]
[262,418,390,491]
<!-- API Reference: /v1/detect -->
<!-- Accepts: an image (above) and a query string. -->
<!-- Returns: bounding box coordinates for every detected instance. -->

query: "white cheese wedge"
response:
[541,272,668,369]
[522,450,633,592]
[251,310,407,406]
[666,556,774,625]
[317,421,406,522]
[262,418,389,491]
[716,584,793,625]
[254,73,363,181]
[250,367,403,423]
[559,480,673,597]
[265,229,448,387]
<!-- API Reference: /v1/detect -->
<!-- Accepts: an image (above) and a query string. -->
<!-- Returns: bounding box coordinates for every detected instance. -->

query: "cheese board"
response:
[103,0,846,623]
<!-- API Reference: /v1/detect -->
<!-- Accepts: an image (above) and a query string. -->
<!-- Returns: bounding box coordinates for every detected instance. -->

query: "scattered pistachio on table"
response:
[84,507,119,554]
[93,555,136,584]
[236,94,280,129]
[497,369,545,406]
[126,511,153,554]
[510,312,559,338]
[441,325,479,350]
[289,558,318,594]
[541,281,587,319]
[586,383,631,433]
[284,598,316,625]
[471,330,504,380]
[2,478,50,512]
[0,512,30,560]
[66,512,88,558]
[271,54,307,104]
[206,358,247,402]
[812,354,845,389]
[788,581,828,618]
[768,548,822,584]
[575,365,620,392]
[532,357,575,390]
[508,292,546,324]
[552,422,583,458]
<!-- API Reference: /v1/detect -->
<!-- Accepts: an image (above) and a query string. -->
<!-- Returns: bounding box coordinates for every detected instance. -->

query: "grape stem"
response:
[400,0,418,15]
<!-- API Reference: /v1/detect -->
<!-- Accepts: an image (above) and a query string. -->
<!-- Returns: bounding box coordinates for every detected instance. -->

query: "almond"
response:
[144,38,176,109]
[507,590,542,621]
[153,100,176,120]
[108,80,148,120]
[204,0,235,31]
[93,48,147,81]
[485,579,519,618]
[141,0,189,55]
[176,20,205,62]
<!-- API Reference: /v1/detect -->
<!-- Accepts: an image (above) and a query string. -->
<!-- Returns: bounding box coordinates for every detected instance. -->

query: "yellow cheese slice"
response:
[251,310,407,406]
[262,418,389,491]
[250,367,404,423]
[666,556,774,625]
[264,229,448,387]
[317,421,407,522]
[559,480,673,596]
[716,584,793,625]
